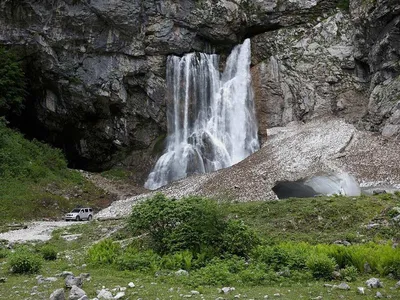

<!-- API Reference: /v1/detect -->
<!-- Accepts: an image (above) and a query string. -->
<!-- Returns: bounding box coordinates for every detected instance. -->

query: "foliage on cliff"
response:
[0,121,109,224]
[0,47,25,117]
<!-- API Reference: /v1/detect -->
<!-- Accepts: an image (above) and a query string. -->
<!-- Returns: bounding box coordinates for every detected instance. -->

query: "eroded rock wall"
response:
[1,0,398,179]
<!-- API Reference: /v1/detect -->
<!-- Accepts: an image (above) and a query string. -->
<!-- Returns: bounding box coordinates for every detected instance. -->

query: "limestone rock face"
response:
[0,0,340,175]
[251,12,368,142]
[0,0,399,177]
[350,0,400,138]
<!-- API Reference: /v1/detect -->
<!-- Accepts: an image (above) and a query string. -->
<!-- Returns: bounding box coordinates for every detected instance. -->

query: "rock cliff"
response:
[1,0,399,181]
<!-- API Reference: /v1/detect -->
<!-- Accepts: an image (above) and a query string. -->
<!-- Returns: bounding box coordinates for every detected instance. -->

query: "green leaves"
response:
[129,194,226,254]
[8,247,43,274]
[0,123,67,181]
[0,47,26,117]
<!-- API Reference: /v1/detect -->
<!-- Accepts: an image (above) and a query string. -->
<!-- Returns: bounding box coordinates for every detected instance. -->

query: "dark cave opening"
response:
[272,180,319,199]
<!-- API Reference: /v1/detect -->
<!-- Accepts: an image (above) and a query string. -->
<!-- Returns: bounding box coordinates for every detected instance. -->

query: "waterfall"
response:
[145,39,259,190]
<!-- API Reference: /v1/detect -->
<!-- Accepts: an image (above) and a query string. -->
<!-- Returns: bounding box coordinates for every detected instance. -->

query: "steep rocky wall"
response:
[0,0,340,177]
[1,0,398,181]
[250,0,400,142]
[351,0,400,138]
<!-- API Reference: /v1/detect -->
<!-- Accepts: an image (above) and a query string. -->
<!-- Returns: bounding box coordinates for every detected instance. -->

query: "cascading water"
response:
[145,39,259,190]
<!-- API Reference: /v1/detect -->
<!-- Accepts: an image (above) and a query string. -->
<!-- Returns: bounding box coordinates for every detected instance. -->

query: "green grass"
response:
[1,194,400,299]
[0,122,110,226]
[221,194,400,244]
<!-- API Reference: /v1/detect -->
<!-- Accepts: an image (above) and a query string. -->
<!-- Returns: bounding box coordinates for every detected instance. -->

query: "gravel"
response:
[0,221,87,243]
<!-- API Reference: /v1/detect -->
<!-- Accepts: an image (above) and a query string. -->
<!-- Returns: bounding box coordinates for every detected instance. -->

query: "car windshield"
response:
[71,209,81,213]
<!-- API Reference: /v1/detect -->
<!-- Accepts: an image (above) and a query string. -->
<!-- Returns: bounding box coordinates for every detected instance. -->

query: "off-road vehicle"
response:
[65,207,93,221]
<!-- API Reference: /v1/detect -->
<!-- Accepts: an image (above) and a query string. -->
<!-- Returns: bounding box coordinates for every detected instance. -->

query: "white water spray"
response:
[145,39,259,190]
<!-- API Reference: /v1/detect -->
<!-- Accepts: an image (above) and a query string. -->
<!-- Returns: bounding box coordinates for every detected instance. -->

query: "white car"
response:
[65,208,93,221]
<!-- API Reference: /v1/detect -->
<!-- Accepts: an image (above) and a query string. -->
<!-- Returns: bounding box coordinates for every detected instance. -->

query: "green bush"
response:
[251,243,308,271]
[116,248,160,272]
[87,239,121,266]
[129,194,225,254]
[221,219,260,257]
[0,247,9,258]
[40,245,58,261]
[306,254,336,279]
[8,247,42,274]
[189,258,236,286]
[340,265,359,282]
[160,250,193,271]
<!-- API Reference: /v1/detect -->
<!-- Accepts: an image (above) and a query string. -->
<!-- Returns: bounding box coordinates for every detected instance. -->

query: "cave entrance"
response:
[272,181,319,199]
[272,172,361,199]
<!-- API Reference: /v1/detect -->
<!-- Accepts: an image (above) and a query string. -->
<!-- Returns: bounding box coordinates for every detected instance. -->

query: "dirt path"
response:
[0,221,87,243]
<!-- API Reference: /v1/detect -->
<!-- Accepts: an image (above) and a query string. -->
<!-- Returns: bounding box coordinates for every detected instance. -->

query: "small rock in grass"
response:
[97,289,113,300]
[332,271,341,280]
[334,283,350,290]
[395,281,400,289]
[69,285,86,300]
[273,293,281,297]
[311,296,322,300]
[0,277,7,283]
[376,291,383,298]
[366,278,383,288]
[234,294,241,299]
[128,282,135,288]
[191,291,200,295]
[221,287,235,294]
[357,287,365,295]
[50,288,65,300]
[114,292,125,299]
[364,262,372,273]
[65,275,82,288]
[58,271,74,278]
[37,275,58,284]
[175,269,189,276]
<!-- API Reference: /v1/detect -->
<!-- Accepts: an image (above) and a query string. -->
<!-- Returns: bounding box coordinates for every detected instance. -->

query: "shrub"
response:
[221,219,260,257]
[189,258,236,286]
[161,250,193,271]
[306,254,336,279]
[40,245,57,261]
[87,239,121,266]
[129,194,225,254]
[8,247,42,274]
[116,248,160,272]
[340,265,359,282]
[251,243,308,271]
[0,247,9,258]
[238,263,272,285]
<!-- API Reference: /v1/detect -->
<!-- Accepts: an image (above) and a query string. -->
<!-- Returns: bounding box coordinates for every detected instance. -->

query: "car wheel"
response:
[66,219,70,222]
[76,216,80,221]
[88,215,92,221]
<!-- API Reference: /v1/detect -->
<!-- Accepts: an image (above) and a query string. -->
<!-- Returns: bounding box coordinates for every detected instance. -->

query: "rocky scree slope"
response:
[96,118,400,219]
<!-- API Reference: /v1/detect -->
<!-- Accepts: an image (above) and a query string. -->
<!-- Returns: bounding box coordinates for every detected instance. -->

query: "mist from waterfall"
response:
[145,39,259,190]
